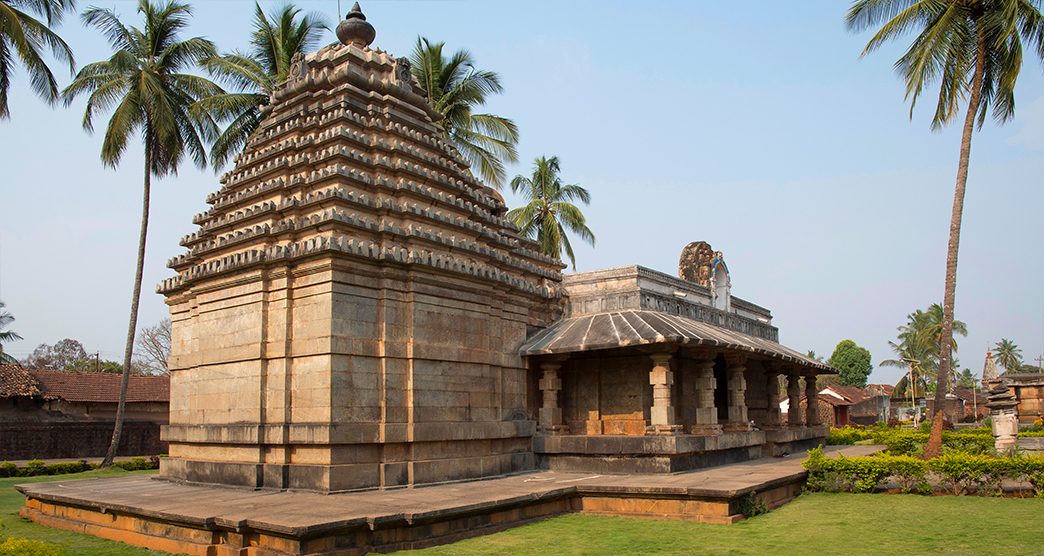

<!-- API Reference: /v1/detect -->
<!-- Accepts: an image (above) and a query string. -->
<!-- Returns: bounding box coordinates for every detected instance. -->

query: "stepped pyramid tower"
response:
[158,4,563,491]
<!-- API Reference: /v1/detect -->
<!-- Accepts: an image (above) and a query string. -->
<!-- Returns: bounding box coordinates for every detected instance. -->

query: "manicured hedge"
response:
[0,456,158,478]
[804,446,1044,497]
[825,426,995,455]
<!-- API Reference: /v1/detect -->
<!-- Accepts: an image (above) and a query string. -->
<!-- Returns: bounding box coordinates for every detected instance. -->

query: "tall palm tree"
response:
[993,338,1023,372]
[409,37,518,188]
[196,2,327,169]
[62,0,220,467]
[506,155,594,270]
[0,0,76,118]
[846,0,1044,444]
[0,301,22,363]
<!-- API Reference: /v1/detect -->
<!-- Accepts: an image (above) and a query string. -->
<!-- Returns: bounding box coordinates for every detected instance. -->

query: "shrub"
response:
[825,426,873,445]
[883,455,930,494]
[738,491,768,517]
[112,456,158,471]
[0,462,17,478]
[45,461,91,475]
[22,460,47,477]
[803,449,1044,497]
[886,417,901,428]
[0,537,64,556]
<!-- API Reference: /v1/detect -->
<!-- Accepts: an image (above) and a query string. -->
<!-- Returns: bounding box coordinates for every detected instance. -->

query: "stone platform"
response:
[18,445,879,555]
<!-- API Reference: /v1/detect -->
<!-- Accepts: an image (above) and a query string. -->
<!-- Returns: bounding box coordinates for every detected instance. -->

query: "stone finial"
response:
[336,2,376,47]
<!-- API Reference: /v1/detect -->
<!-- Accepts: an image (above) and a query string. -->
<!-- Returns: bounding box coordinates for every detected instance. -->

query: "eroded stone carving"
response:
[678,241,722,288]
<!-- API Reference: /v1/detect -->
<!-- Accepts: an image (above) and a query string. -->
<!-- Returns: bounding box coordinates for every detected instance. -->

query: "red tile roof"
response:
[953,387,987,404]
[25,369,169,403]
[0,364,43,398]
[824,385,870,404]
[816,392,852,407]
[865,383,896,397]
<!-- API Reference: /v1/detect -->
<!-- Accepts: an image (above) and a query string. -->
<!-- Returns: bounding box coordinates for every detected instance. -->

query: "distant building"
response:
[0,364,169,460]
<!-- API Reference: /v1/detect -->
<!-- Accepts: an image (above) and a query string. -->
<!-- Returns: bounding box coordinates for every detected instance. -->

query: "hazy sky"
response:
[1,1,1041,385]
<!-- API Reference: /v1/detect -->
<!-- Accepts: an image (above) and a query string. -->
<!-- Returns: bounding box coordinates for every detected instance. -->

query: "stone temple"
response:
[156,4,828,491]
[19,6,837,553]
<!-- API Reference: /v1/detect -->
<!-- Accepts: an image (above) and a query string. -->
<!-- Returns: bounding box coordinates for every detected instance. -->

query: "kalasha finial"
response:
[336,2,376,47]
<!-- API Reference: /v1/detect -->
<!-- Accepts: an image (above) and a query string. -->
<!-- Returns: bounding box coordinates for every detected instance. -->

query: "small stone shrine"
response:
[986,382,1020,453]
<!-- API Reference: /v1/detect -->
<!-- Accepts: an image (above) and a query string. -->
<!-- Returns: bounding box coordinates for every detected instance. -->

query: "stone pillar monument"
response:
[986,382,1019,454]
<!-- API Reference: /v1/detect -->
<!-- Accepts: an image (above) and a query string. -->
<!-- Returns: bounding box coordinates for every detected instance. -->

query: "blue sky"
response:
[1,1,1041,384]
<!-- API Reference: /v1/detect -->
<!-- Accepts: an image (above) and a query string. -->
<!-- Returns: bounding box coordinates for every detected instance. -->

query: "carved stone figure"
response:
[395,57,412,89]
[678,241,723,288]
[288,52,305,84]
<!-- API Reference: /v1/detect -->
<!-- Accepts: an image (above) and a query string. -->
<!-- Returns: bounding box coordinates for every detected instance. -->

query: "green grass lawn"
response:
[401,493,1044,556]
[0,469,166,555]
[3,473,1044,556]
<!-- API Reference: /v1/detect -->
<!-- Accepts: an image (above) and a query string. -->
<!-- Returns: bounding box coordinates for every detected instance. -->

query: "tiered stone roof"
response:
[159,7,562,297]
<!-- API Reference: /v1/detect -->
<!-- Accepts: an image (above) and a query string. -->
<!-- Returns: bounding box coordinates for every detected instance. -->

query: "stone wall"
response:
[0,421,165,460]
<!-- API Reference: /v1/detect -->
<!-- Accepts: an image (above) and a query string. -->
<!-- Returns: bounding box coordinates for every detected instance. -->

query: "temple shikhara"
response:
[155,4,563,491]
[18,6,838,554]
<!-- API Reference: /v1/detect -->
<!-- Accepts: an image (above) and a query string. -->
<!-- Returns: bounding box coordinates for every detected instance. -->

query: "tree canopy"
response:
[409,37,518,187]
[828,339,873,388]
[506,155,595,269]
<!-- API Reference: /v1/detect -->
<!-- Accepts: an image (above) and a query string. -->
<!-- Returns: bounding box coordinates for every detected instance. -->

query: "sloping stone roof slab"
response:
[519,310,832,372]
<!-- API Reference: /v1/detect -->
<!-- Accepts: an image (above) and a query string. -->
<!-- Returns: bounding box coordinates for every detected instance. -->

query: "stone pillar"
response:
[763,365,782,428]
[647,353,682,435]
[724,356,751,432]
[805,374,821,426]
[787,372,803,426]
[538,362,568,434]
[691,358,722,435]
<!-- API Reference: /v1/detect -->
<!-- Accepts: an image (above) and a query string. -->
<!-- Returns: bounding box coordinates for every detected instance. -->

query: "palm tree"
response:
[993,338,1023,373]
[846,0,1044,446]
[882,304,968,399]
[62,0,221,467]
[0,301,22,363]
[0,0,76,118]
[506,155,594,270]
[196,2,327,168]
[409,37,518,188]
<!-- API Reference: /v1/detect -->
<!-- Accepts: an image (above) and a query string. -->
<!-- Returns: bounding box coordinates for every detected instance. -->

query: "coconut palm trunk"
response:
[926,35,986,458]
[103,138,152,467]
